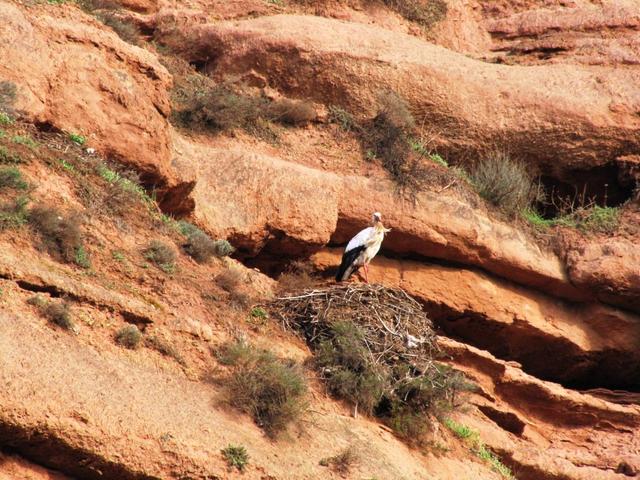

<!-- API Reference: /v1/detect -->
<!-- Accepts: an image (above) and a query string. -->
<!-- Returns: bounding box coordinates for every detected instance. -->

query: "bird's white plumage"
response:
[345,227,375,252]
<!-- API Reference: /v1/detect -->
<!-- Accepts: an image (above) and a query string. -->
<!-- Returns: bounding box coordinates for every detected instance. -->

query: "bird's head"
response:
[372,212,382,223]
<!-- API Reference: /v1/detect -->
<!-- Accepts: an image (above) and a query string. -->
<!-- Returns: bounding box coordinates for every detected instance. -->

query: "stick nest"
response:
[270,283,440,367]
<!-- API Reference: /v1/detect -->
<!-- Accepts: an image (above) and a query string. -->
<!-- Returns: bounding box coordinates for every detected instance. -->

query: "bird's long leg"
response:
[364,264,369,284]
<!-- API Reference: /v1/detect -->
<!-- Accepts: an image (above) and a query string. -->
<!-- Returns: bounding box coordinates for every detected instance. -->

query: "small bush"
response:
[143,240,177,273]
[221,444,249,472]
[319,447,359,474]
[115,324,142,349]
[471,152,542,216]
[444,418,475,439]
[183,226,235,263]
[0,167,27,190]
[0,196,28,230]
[0,146,22,165]
[576,205,620,233]
[277,260,316,294]
[315,321,386,414]
[29,206,88,266]
[265,98,316,125]
[218,341,308,435]
[44,301,75,330]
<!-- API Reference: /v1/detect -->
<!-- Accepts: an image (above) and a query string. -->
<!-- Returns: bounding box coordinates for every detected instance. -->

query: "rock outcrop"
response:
[158,14,640,185]
[0,1,192,205]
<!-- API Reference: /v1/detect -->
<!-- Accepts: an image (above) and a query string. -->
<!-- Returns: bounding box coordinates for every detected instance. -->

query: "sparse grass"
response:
[29,205,89,267]
[97,164,152,214]
[0,196,29,230]
[319,447,359,474]
[0,146,23,164]
[217,341,308,435]
[221,444,249,472]
[250,306,267,320]
[115,324,142,349]
[12,135,37,149]
[143,240,176,273]
[112,250,126,262]
[471,152,542,216]
[216,267,244,292]
[444,418,514,479]
[68,133,86,145]
[522,205,620,234]
[0,167,28,190]
[145,334,185,366]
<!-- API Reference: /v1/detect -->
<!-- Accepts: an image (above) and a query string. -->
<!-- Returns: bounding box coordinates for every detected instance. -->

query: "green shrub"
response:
[29,206,88,266]
[315,321,386,414]
[577,205,620,233]
[0,112,13,126]
[221,445,249,472]
[218,341,308,435]
[471,152,542,216]
[0,167,27,190]
[68,133,86,145]
[0,146,22,164]
[115,324,142,349]
[444,418,475,439]
[143,240,176,273]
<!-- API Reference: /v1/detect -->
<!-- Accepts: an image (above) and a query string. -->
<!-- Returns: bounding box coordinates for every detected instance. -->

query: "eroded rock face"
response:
[566,238,640,313]
[173,134,580,299]
[443,337,640,480]
[0,1,187,200]
[312,249,640,390]
[158,14,640,182]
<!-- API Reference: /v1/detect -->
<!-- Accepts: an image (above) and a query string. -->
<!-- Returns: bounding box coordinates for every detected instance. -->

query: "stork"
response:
[335,212,390,283]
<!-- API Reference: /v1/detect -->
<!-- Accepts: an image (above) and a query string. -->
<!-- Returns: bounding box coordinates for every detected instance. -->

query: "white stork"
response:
[336,212,390,283]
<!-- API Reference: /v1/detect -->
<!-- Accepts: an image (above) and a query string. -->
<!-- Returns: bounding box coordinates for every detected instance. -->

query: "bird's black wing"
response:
[335,245,366,282]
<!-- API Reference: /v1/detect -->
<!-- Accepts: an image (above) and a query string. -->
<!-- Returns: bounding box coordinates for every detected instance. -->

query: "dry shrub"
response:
[144,240,176,273]
[320,447,359,474]
[115,324,142,349]
[145,334,186,366]
[383,0,448,28]
[216,268,244,292]
[270,284,474,442]
[44,301,75,331]
[471,152,542,216]
[182,224,235,263]
[0,196,28,231]
[0,80,17,114]
[96,13,140,45]
[29,206,88,267]
[217,341,308,435]
[265,99,316,125]
[0,167,28,190]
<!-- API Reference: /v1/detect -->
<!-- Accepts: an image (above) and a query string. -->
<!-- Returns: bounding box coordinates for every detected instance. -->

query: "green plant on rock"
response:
[0,167,28,190]
[68,133,86,145]
[0,196,28,230]
[12,135,37,149]
[143,240,177,273]
[0,112,13,126]
[221,444,249,472]
[0,146,23,164]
